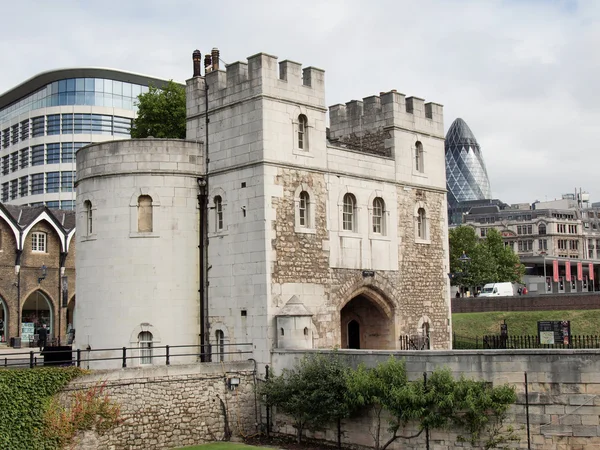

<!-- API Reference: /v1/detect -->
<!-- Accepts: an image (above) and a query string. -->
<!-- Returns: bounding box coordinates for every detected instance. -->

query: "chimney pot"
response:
[192,50,202,77]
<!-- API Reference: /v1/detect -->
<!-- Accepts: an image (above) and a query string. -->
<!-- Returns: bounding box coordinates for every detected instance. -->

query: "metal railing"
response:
[452,332,600,350]
[0,342,253,369]
[399,334,430,350]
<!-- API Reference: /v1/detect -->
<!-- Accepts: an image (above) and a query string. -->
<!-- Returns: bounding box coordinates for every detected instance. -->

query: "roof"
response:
[278,295,313,317]
[0,203,75,233]
[0,67,183,111]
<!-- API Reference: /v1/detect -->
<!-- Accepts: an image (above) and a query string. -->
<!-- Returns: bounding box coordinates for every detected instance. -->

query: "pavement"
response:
[0,344,46,368]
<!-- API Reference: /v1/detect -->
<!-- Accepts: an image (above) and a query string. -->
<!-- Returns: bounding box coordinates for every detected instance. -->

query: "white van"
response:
[479,282,515,297]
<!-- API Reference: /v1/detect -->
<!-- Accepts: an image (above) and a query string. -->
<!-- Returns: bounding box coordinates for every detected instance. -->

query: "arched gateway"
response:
[340,287,395,350]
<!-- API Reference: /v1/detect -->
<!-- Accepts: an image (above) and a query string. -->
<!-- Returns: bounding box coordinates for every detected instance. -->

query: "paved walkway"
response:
[0,345,45,368]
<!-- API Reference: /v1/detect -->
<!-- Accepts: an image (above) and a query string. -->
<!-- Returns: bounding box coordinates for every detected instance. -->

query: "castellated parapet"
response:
[328,91,444,156]
[186,52,326,119]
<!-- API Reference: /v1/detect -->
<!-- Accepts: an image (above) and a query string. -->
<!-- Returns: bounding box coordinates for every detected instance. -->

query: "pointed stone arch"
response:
[338,282,396,350]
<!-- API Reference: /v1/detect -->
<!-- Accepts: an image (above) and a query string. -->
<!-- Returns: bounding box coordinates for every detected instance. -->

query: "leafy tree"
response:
[347,357,518,450]
[449,226,524,289]
[130,80,186,139]
[258,353,355,444]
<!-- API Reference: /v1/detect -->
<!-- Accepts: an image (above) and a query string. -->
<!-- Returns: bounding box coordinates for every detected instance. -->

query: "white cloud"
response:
[0,0,598,204]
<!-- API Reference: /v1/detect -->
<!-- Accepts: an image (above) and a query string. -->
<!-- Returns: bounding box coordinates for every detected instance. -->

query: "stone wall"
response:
[272,349,600,449]
[61,362,257,450]
[452,293,600,313]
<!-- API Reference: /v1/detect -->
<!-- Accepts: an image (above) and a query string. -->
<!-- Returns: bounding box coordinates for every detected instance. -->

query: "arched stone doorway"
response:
[21,291,54,343]
[0,298,7,343]
[340,289,395,350]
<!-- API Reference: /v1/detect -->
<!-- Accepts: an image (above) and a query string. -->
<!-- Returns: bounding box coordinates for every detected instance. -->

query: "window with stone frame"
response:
[342,193,357,231]
[138,331,153,364]
[215,329,225,362]
[297,114,308,150]
[372,197,385,234]
[84,200,93,235]
[415,141,424,173]
[538,223,546,235]
[299,191,310,228]
[31,232,47,253]
[417,208,427,240]
[137,195,153,232]
[214,196,223,231]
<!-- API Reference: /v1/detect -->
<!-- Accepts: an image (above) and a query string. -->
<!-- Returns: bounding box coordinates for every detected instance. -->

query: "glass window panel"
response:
[61,172,74,192]
[46,143,60,164]
[122,82,132,97]
[66,78,75,92]
[95,78,104,92]
[51,81,59,94]
[75,92,86,105]
[67,93,76,104]
[113,96,123,109]
[76,78,85,92]
[58,79,67,92]
[46,201,59,209]
[102,93,112,107]
[104,79,113,94]
[46,171,60,193]
[31,145,45,165]
[31,173,44,195]
[132,84,141,98]
[60,200,75,210]
[85,78,95,92]
[113,80,123,96]
[59,93,68,106]
[50,94,59,107]
[85,92,95,106]
[122,98,132,110]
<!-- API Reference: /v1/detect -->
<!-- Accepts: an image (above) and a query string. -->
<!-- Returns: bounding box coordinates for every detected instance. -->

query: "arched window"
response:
[138,195,153,232]
[215,329,225,362]
[372,197,385,234]
[538,224,546,235]
[84,200,93,235]
[303,327,309,336]
[138,331,153,364]
[299,191,310,228]
[280,327,285,336]
[343,193,356,231]
[417,208,427,239]
[415,141,424,172]
[214,196,223,231]
[298,115,308,150]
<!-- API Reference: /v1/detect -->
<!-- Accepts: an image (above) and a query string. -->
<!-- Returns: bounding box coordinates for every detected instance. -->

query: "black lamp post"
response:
[458,252,471,297]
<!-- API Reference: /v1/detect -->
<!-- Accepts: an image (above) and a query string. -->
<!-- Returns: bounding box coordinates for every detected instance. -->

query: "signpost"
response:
[537,320,570,345]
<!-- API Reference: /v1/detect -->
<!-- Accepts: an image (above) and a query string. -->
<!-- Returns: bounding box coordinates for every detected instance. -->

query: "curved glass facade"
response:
[0,78,148,122]
[0,69,172,209]
[445,118,492,208]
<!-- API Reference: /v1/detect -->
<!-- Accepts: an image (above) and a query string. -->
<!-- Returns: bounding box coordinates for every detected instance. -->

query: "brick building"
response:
[0,204,75,345]
[75,49,451,367]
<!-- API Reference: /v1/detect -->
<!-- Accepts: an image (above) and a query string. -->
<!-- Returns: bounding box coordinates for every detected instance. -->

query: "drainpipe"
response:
[15,248,22,338]
[58,251,68,345]
[194,49,211,362]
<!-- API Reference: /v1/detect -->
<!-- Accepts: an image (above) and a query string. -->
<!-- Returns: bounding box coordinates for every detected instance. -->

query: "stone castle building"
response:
[75,50,451,366]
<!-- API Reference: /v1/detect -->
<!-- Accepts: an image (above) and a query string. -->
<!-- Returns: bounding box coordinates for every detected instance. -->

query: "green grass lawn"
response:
[174,444,274,450]
[452,309,600,337]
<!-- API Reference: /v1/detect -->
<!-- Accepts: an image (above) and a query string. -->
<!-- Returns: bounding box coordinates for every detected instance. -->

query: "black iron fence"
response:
[453,332,600,350]
[0,342,253,369]
[399,334,430,350]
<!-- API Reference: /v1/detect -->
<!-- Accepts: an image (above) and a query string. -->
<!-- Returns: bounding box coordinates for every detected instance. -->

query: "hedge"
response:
[0,367,84,450]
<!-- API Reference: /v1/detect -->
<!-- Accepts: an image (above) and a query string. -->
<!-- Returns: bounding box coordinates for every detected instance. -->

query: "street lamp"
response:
[458,252,471,297]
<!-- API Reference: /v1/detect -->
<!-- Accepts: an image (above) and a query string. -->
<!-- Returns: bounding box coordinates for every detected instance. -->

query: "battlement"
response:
[186,52,326,117]
[329,90,444,141]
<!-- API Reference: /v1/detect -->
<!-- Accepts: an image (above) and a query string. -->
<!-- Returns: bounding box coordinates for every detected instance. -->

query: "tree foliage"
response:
[258,353,356,444]
[449,226,525,287]
[130,80,186,139]
[260,355,518,449]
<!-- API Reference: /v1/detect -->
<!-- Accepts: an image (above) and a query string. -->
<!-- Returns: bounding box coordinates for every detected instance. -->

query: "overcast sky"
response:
[1,0,597,204]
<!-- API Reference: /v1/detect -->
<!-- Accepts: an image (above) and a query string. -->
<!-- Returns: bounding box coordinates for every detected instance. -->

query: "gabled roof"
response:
[0,203,76,251]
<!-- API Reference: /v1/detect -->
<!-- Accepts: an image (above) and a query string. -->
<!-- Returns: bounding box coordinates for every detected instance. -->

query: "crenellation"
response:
[225,61,248,88]
[278,60,302,83]
[302,66,325,89]
[405,96,425,116]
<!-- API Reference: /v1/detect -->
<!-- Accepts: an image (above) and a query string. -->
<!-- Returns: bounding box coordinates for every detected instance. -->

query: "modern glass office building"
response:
[0,68,174,209]
[445,117,492,210]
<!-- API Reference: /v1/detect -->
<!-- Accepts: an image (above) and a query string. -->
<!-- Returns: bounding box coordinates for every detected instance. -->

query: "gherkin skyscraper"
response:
[445,118,492,208]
